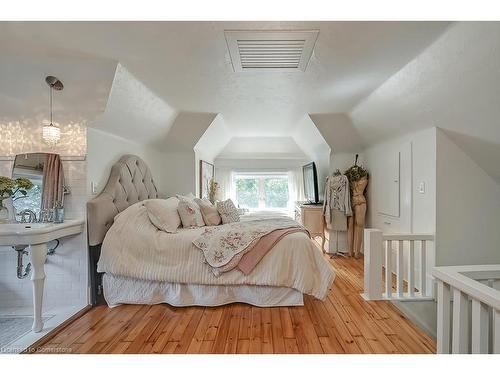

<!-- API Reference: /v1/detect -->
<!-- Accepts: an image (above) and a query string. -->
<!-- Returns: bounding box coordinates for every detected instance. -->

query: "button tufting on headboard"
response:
[87,154,159,246]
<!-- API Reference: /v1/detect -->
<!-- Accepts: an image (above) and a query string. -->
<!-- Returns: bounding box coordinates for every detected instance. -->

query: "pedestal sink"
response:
[0,220,84,332]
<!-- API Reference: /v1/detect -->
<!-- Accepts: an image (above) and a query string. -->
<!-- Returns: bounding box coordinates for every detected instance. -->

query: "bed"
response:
[87,155,335,308]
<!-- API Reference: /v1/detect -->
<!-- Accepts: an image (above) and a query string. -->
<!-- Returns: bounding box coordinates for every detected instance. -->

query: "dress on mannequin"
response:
[323,173,352,255]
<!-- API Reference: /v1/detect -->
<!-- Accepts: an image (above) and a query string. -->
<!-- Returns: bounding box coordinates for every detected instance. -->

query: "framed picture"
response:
[199,160,214,199]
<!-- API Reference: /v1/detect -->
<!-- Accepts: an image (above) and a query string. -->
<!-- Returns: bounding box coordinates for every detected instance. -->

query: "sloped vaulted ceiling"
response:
[1,22,449,132]
[1,21,455,163]
[349,22,500,184]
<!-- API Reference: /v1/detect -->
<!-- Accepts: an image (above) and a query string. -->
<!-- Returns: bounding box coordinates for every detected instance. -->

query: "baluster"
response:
[408,240,415,297]
[420,240,427,297]
[385,240,392,298]
[452,289,470,353]
[437,280,451,353]
[494,309,500,354]
[471,299,489,353]
[396,240,404,298]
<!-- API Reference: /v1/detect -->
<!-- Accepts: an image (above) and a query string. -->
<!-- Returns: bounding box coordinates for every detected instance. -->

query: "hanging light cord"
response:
[49,84,53,125]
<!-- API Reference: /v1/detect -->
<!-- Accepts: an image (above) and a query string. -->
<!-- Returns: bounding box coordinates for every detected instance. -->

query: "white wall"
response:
[86,127,176,197]
[194,114,232,197]
[436,129,500,266]
[365,127,437,234]
[293,115,331,199]
[215,158,309,172]
[363,128,437,337]
[330,152,365,175]
[311,113,364,155]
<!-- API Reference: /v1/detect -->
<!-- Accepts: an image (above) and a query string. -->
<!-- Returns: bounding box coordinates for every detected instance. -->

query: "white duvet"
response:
[97,203,335,300]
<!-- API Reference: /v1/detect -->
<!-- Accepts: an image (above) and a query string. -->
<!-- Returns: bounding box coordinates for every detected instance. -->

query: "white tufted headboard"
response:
[87,154,159,246]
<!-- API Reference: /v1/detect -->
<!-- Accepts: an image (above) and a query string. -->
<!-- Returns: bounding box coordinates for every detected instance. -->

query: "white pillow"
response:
[177,200,205,227]
[216,199,240,224]
[176,193,196,202]
[144,198,181,233]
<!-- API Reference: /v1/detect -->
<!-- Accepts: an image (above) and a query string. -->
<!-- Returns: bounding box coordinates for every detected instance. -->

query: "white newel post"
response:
[362,229,383,300]
[30,243,48,332]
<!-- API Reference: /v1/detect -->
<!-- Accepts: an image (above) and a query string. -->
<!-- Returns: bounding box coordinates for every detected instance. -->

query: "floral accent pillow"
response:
[177,199,205,228]
[216,199,240,224]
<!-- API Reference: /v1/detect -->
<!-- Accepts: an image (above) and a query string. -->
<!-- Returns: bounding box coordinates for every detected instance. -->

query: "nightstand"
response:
[295,203,326,253]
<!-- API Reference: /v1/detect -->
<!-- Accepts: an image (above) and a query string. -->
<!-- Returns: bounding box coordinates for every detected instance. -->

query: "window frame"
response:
[232,172,290,211]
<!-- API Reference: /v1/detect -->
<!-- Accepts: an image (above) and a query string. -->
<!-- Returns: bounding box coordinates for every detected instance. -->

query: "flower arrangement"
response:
[344,164,368,184]
[208,179,219,205]
[344,154,368,184]
[0,176,34,206]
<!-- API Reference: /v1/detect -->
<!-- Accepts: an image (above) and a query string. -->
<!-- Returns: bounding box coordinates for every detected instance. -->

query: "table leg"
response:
[30,243,48,332]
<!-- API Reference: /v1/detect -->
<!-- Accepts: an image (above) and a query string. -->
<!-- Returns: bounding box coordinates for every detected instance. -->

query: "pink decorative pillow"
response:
[177,199,205,227]
[194,198,221,226]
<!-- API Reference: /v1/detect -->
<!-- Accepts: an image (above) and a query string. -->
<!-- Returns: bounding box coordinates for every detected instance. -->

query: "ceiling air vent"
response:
[225,30,319,72]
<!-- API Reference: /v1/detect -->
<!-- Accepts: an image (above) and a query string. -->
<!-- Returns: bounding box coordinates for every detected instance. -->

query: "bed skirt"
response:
[103,274,304,308]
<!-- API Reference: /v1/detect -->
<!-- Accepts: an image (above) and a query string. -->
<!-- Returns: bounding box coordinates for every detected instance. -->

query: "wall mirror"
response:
[11,153,67,217]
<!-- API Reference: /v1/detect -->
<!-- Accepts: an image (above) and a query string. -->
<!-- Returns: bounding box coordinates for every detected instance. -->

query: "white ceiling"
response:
[0,21,450,138]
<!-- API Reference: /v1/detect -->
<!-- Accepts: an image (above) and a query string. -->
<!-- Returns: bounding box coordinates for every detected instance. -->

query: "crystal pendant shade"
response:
[42,123,61,146]
[42,76,63,146]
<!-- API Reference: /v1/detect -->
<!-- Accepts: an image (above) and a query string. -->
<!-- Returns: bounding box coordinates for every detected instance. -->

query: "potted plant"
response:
[0,176,34,223]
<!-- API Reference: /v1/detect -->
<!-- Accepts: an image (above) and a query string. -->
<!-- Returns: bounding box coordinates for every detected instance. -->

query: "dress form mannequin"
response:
[347,176,368,258]
[345,154,369,258]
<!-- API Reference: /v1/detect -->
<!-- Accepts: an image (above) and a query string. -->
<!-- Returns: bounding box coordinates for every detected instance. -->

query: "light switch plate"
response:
[418,182,425,194]
[91,181,98,195]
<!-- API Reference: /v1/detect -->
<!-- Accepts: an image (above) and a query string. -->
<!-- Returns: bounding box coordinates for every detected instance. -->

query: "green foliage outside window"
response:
[264,178,288,208]
[235,176,289,209]
[235,178,258,208]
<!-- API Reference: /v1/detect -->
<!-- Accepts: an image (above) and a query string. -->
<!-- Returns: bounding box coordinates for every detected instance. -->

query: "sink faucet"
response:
[19,209,37,223]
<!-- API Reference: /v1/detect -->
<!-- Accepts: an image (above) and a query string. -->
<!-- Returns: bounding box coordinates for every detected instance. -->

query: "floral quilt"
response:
[193,218,303,268]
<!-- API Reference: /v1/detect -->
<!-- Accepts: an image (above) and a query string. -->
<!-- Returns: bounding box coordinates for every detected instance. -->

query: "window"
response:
[233,173,289,211]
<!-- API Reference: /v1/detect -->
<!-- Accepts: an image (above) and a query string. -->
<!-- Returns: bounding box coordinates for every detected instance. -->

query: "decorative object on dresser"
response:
[344,154,369,258]
[199,160,214,199]
[295,202,325,253]
[208,179,219,204]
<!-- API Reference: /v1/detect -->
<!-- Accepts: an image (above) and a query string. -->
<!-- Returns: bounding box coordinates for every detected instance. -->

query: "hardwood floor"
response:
[34,250,436,354]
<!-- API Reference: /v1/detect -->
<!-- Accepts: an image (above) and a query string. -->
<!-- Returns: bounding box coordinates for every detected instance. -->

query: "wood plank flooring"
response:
[33,247,436,354]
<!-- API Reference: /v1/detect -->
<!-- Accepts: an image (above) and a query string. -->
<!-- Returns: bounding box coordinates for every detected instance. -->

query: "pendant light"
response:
[42,76,64,146]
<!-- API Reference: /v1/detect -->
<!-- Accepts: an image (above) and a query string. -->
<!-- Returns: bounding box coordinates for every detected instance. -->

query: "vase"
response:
[0,197,15,223]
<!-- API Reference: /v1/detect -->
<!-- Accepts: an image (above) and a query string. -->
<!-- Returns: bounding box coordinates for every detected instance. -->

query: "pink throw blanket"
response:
[237,227,309,275]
